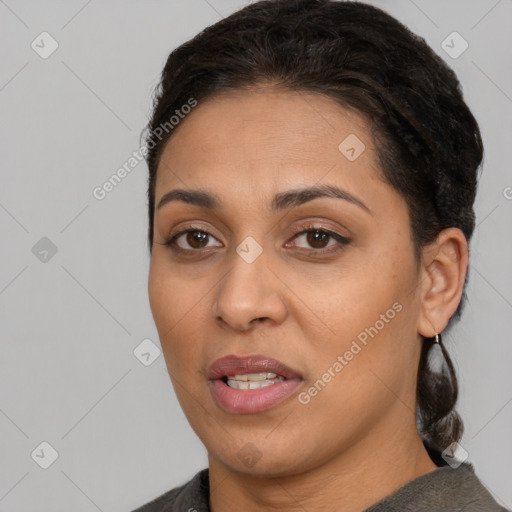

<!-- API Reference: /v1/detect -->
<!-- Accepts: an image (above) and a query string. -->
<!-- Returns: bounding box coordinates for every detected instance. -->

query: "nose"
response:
[212,250,287,332]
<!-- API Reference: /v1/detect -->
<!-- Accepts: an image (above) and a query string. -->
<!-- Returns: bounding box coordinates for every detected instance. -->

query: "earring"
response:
[433,332,442,344]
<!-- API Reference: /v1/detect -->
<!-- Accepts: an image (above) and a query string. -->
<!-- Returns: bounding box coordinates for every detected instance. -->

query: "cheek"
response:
[148,256,208,363]
[296,304,415,446]
[297,246,414,346]
[296,241,419,402]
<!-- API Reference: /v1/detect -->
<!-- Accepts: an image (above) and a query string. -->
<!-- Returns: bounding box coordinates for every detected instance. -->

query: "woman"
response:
[133,0,508,510]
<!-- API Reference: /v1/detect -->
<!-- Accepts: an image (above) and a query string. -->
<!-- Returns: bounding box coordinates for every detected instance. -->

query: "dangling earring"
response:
[433,332,442,344]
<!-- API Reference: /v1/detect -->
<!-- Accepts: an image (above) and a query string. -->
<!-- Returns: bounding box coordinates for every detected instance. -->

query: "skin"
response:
[148,87,468,512]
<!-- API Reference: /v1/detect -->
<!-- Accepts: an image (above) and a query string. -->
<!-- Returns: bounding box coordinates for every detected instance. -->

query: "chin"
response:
[207,433,319,477]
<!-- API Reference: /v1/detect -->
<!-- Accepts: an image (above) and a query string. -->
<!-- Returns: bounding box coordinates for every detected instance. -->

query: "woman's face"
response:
[149,88,426,476]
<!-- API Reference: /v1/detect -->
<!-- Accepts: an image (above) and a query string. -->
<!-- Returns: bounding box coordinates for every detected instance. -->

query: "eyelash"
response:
[162,223,351,256]
[287,223,351,254]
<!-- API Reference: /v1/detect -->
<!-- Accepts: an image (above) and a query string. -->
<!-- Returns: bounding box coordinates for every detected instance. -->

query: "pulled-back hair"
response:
[144,0,483,465]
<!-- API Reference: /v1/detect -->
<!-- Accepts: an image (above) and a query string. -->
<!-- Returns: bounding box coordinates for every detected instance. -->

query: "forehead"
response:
[155,88,383,201]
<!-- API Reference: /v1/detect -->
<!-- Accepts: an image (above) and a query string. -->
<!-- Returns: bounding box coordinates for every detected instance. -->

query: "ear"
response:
[417,228,469,338]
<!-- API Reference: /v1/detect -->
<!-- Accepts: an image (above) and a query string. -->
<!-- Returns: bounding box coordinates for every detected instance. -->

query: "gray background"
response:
[0,0,510,510]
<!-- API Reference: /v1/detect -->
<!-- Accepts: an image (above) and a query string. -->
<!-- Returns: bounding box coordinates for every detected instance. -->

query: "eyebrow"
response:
[156,184,371,214]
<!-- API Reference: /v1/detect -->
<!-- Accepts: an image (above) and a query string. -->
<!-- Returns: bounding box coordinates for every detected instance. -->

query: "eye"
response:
[160,225,349,255]
[287,225,350,253]
[165,229,223,251]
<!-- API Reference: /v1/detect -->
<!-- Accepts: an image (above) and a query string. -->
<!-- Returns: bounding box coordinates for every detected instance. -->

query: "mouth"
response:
[208,354,303,413]
[221,372,286,390]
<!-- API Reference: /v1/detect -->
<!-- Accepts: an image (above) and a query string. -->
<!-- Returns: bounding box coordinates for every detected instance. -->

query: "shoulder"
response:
[365,462,509,512]
[131,468,210,512]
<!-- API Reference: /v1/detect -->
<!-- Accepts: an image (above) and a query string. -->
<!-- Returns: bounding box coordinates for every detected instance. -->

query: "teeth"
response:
[232,372,278,382]
[226,375,285,390]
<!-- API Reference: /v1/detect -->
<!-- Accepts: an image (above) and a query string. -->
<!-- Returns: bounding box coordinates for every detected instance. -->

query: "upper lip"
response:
[209,354,302,380]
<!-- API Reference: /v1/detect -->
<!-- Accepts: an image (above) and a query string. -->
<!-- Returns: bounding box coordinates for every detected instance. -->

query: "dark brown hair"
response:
[144,0,483,465]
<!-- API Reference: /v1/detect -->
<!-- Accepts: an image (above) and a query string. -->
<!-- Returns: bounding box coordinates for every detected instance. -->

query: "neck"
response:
[208,419,438,512]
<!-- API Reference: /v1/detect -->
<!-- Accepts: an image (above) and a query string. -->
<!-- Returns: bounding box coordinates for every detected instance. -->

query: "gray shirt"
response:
[132,462,509,511]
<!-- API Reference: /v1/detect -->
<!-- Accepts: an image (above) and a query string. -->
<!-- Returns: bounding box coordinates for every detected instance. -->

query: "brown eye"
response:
[186,231,209,249]
[306,230,330,248]
[289,227,351,254]
[165,229,223,251]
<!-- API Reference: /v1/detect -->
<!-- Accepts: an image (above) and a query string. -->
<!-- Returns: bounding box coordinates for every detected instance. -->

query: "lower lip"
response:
[210,378,302,413]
